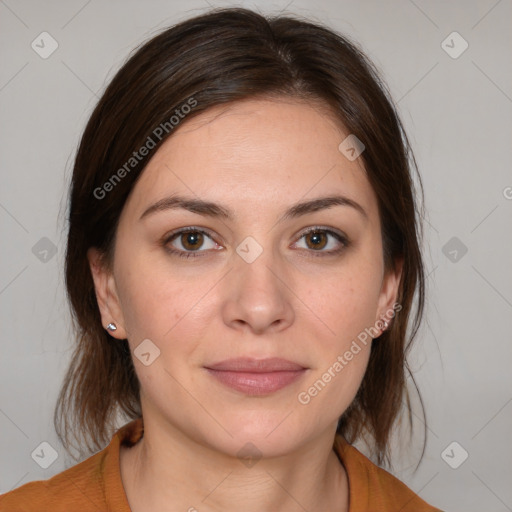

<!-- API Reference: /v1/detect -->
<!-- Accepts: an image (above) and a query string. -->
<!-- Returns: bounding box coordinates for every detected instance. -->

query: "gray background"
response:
[1,1,511,510]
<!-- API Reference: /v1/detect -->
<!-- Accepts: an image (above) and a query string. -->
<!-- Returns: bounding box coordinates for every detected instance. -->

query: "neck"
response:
[120,417,349,512]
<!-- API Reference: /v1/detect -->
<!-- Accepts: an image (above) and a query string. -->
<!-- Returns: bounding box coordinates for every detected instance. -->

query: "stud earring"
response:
[381,319,389,331]
[106,322,117,332]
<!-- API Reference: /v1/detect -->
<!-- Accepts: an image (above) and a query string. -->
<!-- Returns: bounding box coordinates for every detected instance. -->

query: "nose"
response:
[221,245,295,335]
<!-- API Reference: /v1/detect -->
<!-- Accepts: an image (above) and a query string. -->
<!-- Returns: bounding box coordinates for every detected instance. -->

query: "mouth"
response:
[204,357,308,396]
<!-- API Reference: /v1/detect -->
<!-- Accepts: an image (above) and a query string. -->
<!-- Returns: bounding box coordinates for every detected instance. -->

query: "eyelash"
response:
[162,226,350,260]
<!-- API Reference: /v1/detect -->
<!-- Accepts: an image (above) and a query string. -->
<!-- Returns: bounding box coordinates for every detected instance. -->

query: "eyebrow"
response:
[139,193,368,223]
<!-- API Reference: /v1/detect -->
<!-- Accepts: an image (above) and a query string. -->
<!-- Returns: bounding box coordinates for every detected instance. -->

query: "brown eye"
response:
[180,231,204,251]
[164,228,219,258]
[304,231,328,250]
[294,227,349,256]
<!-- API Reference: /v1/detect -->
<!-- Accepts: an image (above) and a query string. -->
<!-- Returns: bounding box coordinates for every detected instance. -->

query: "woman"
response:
[0,7,443,511]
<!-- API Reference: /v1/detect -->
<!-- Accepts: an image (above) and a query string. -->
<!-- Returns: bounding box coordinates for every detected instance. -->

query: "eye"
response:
[293,227,348,256]
[163,228,220,259]
[162,226,349,259]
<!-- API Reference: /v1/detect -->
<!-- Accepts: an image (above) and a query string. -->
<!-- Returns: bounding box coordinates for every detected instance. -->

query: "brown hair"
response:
[56,7,426,467]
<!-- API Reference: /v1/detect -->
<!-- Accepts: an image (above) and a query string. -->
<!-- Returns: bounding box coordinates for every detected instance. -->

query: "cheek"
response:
[298,277,375,418]
[308,256,382,409]
[116,271,172,340]
[115,253,218,354]
[307,266,382,352]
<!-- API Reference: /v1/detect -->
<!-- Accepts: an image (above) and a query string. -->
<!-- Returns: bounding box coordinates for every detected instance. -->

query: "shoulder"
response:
[334,436,444,512]
[0,449,108,512]
[0,418,142,512]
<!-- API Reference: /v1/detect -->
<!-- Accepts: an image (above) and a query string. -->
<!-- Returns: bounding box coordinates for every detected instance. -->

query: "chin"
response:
[210,414,312,458]
[210,433,301,462]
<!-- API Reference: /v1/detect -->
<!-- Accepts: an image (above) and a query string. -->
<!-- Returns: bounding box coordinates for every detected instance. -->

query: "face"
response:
[89,98,401,458]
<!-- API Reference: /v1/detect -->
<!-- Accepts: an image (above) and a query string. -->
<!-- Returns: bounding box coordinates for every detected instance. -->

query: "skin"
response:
[88,97,402,512]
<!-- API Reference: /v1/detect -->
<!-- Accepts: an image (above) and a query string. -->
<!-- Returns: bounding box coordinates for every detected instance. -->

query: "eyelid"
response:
[296,225,347,240]
[164,225,218,241]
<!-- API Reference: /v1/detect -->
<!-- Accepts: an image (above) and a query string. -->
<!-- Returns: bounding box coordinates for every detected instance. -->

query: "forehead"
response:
[122,98,379,224]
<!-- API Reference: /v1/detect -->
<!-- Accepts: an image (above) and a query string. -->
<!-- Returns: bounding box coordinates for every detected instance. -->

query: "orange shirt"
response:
[0,418,442,511]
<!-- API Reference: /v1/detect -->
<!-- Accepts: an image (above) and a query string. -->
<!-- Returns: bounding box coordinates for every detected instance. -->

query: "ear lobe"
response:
[87,247,127,339]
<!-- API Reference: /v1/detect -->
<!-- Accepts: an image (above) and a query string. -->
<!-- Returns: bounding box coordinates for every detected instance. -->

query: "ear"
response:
[375,256,403,332]
[87,247,128,339]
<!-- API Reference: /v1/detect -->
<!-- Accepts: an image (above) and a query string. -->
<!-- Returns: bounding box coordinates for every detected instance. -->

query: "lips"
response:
[204,357,307,395]
[205,357,306,372]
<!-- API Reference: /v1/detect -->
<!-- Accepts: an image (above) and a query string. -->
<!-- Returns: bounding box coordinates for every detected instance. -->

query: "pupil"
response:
[183,232,202,249]
[308,231,326,249]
